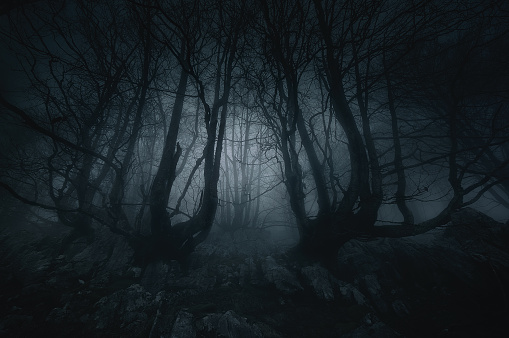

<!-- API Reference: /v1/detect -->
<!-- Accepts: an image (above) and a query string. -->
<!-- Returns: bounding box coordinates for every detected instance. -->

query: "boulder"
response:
[238,257,261,286]
[261,256,302,294]
[141,260,180,293]
[170,310,195,338]
[343,313,400,338]
[149,290,197,338]
[197,310,263,338]
[336,208,509,335]
[338,281,368,306]
[68,226,133,278]
[93,284,155,336]
[173,266,218,291]
[300,264,335,301]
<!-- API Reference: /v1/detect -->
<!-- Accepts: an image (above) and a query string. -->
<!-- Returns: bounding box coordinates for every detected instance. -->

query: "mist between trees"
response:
[0,0,508,261]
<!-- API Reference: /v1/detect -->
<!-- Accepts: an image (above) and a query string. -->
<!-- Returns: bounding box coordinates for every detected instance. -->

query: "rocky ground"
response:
[1,208,509,337]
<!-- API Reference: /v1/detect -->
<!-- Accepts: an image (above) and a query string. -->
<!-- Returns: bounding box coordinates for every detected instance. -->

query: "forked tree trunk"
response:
[149,68,189,236]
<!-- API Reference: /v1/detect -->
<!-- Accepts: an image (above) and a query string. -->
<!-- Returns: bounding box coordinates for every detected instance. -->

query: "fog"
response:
[1,0,508,336]
[0,0,508,256]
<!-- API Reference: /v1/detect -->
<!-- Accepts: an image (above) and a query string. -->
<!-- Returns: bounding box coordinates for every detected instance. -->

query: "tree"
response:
[137,0,249,260]
[0,0,151,246]
[391,5,509,228]
[1,0,507,264]
[0,0,249,261]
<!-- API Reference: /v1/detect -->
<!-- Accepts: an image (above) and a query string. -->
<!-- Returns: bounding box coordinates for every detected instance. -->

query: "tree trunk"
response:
[149,68,189,236]
[385,66,414,225]
[109,23,152,230]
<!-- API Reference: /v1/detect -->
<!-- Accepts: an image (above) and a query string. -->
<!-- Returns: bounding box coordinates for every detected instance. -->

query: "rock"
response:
[337,209,509,335]
[46,307,76,325]
[129,266,142,278]
[17,252,52,284]
[93,284,155,336]
[261,256,302,294]
[450,207,503,228]
[149,291,191,338]
[170,310,195,338]
[173,266,217,292]
[101,235,133,273]
[300,264,335,301]
[141,260,180,293]
[447,208,509,270]
[69,246,96,276]
[0,314,34,333]
[338,281,368,306]
[343,313,400,338]
[361,274,387,313]
[198,310,263,338]
[216,264,236,286]
[53,225,134,283]
[238,257,261,286]
[391,299,409,317]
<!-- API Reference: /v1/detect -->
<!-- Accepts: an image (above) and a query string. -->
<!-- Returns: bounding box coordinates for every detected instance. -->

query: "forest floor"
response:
[1,207,509,337]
